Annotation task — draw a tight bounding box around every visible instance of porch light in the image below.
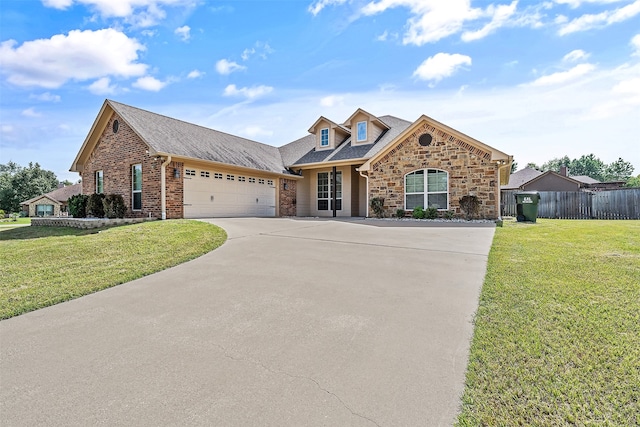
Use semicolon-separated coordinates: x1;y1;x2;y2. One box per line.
174;168;180;178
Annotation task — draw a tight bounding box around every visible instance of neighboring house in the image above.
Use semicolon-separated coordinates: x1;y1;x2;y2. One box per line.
502;166;626;192
70;100;512;220
20;183;82;217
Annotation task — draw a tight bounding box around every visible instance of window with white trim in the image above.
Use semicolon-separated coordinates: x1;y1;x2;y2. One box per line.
320;128;329;147
404;169;448;210
356;121;367;142
200;171;210;178
36;204;54;217
132;164;142;210
317;171;342;211
95;170;103;194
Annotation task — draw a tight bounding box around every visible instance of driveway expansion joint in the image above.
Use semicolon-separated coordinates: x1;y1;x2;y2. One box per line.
212;342;382;427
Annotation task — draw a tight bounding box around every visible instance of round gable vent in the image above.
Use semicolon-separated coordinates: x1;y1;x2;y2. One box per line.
418;133;432;146
113;120;119;133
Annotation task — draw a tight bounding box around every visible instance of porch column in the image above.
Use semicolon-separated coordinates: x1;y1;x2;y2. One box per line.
332;166;337;218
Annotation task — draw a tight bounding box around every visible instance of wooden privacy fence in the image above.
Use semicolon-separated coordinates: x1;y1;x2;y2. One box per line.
501;189;640;219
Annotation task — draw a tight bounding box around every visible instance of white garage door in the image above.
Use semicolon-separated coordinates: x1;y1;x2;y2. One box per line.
183;170;276;218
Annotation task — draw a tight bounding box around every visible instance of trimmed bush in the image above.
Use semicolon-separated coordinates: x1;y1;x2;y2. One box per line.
68;194;88;218
412;206;425;219
87;193;105;218
0;209;5;218
370;197;385;218
425;207;438;219
395;208;406;218
103;194;126;219
443;210;455;220
459;195;480;220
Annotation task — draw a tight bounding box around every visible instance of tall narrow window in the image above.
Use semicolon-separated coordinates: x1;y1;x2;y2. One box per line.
404;169;448;210
357;121;367;142
320;128;329;147
317;171;342;211
95;170;103;194
132;164;142;211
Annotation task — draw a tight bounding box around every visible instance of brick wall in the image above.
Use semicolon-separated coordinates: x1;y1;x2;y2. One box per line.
279;178;297;216
82;113;178;218
368;122;500;219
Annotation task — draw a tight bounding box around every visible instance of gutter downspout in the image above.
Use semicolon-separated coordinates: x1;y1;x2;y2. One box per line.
358;168;369;218
160;155;172;220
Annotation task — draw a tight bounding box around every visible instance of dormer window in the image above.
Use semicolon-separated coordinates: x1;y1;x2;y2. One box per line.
320;128;329;147
357;121;367;142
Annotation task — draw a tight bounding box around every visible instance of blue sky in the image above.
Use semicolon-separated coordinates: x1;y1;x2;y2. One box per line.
1;0;639;183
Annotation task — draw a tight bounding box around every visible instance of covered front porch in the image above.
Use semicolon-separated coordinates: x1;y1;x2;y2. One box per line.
294;163;368;217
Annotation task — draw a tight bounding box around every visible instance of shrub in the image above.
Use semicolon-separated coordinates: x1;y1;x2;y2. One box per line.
459;195;480;220
395;208;406;218
68;194;88;218
0;209;4;218
425;207;438;219
412;206;425;219
443;210;455;220
103;194;126;219
87;193;105;218
370;197;385;218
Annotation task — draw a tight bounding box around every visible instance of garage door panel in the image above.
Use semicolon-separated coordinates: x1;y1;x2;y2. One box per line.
184;173;276;218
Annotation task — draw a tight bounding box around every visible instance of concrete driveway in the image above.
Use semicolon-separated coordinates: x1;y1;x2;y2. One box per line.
0;218;495;426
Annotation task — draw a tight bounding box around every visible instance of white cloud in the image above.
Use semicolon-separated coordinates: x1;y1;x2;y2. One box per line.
413;53;472;85
174;25;190;41
528;63;596;86
241;48;255;61
376;30;389;41
461;1;518;42
132;76;168;91
320;95;345;107
558;0;640;35
0;29;147;88
241;41;274;61
554;0;628;8
215;59;246;75
187;69;204;79
242;126;274;138
21;108;42;118
29;92;61;102
632;34;640;56
88;77;117;94
223;84;273;99
563;49;590;62
41;0;199;27
308;0;348;16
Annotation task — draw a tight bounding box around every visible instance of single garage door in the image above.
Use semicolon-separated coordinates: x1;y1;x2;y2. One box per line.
183;170;276;218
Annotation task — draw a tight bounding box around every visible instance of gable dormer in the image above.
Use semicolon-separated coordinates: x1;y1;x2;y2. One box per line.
308;116;350;151
342;108;390;145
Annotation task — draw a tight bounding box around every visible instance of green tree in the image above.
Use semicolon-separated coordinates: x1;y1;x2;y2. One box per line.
541;156;571;173
525;162;539;170
625;174;640;188
568;154;606;181
510;161;518;174
604;158;634;181
0;162;58;213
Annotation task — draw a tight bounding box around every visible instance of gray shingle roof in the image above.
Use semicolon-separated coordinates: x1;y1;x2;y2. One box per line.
21;183;82;204
286;115;412;166
501;167;543;189
278;134;315;167
109;100;288;174
571;175;600;184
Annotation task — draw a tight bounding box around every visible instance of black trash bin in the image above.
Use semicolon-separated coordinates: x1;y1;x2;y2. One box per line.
515;191;540;222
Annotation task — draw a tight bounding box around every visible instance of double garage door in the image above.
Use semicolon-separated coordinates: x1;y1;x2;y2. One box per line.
183;169;276;218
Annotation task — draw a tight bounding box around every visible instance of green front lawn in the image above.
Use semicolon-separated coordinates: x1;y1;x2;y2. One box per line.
457;219;640;425
0;220;226;319
0;217;31;226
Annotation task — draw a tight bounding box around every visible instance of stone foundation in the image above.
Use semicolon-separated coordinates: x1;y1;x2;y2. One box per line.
31;217;156;229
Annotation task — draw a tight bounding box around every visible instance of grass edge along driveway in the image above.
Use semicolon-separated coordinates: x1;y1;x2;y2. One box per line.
0;220;226;320
457;219;640;426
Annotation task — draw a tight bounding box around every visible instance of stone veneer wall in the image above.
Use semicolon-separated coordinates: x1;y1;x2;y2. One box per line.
279;178;297;216
368;122;500;219
82;113;183;219
31;217;154;229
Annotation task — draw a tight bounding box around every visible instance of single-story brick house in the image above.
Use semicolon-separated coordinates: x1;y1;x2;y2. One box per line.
20;183;82;217
70;100;512;219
